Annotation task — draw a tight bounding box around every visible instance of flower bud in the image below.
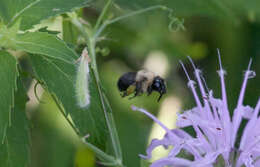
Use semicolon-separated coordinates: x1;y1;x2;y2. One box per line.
75;48;90;108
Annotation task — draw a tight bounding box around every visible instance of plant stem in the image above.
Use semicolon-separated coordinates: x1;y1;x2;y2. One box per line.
89;61;123;163
70;17;90;40
94;5;169;39
71;5;123;165
83;139;118;164
88;40;98;75
94;0;113;32
89;2;124;160
103;93;123;159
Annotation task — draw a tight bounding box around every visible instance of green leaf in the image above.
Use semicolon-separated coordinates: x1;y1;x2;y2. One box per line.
0;20;20;48
213;154;226;167
62;18;80;45
30;55;109;149
0;0;90;30
0;78;30;167
0;0;36;25
12;32;78;64
0;51;18;140
0;30;78;63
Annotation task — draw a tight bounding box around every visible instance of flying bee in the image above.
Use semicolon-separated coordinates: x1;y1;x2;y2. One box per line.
117;70;166;102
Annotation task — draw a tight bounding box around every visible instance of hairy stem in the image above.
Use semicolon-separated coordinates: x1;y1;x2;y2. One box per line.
94;5;171;39
94;0;113;32
90;61;123;164
83;139;118;164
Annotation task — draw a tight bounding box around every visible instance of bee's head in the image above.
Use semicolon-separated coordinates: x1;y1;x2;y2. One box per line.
152;76;166;102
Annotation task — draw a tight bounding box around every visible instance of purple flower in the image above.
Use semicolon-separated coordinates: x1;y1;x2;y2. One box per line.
132;50;260;167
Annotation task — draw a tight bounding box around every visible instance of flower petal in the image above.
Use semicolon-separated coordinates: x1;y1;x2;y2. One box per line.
139;138;170;159
150;157;193;167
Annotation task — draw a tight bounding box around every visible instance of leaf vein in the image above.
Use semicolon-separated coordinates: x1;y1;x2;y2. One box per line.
41;56;74;83
12;38;75;64
8;0;41;26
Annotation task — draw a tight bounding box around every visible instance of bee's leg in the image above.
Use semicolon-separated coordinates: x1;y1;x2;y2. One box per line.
147;85;153;96
128;81;142;100
121;91;128;97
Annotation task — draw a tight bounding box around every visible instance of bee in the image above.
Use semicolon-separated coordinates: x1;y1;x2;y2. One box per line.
117;70;166;102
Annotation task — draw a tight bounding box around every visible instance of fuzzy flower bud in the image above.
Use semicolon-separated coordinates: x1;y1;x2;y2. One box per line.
75;48;91;108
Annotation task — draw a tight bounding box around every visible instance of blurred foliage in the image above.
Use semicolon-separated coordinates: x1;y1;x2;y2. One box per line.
31;92;95;167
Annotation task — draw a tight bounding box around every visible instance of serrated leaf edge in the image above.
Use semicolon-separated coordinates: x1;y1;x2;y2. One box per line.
12;31;79;64
21;0;90;30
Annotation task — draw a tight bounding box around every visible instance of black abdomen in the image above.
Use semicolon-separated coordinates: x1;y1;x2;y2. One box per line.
117;72;137;91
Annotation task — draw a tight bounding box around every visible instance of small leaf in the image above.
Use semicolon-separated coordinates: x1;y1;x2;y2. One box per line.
0;0;90;30
30;55;109;149
12;32;78;63
0;78;30;167
0;51;18;140
96;47;110;57
213;154;226;167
